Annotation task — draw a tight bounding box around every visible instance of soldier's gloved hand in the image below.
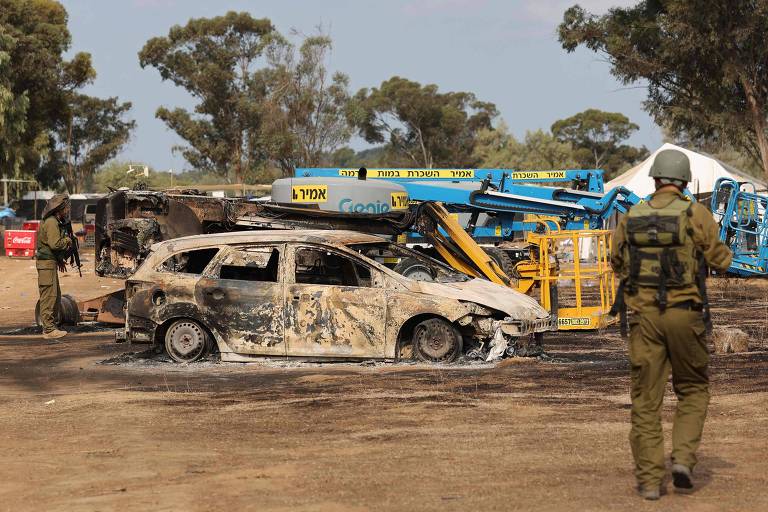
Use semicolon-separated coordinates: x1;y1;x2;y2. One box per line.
57;261;67;273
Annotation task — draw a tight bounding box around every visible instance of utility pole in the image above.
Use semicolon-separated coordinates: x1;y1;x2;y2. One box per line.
1;177;38;208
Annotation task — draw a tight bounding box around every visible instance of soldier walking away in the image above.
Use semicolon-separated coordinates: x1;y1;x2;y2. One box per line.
610;149;732;500
36;194;73;340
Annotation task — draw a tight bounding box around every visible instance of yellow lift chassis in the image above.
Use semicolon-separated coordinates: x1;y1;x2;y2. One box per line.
418;203;616;330
516;229;617;330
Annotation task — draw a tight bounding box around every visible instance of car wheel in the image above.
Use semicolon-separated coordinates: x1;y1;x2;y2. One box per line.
484;247;515;277
35;294;80;327
412;318;463;363
393;257;435;281
165;319;210;363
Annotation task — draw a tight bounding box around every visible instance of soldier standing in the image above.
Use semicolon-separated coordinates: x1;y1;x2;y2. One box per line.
36;193;73;339
611;149;732;500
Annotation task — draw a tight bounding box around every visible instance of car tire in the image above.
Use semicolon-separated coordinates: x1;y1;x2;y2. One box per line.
393;257;435;281
164;319;211;363
484;247;515;277
35;294;80;327
412;318;463;363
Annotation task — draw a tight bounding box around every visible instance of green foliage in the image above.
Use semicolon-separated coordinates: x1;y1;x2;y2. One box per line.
352;146;391;167
473;121;578;170
551;109;648;176
558;1;768;179
0;32;28;175
92;160;281;193
321;145;391;168
93;162;216;192
0;0;95;180
326;146;356;167
48;94;135;193
348;76;497;168
262;33;352;177
519;130;580;170
712;148;765;180
92;161;154;192
139;12;282;183
472;121;523;168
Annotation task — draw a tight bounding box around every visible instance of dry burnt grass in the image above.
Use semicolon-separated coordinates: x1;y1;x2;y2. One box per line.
1;278;767;511
1;277;765;409
707;276;768;394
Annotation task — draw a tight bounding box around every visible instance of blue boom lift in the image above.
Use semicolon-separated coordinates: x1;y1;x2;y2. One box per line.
711;176;768;276
294;168;641;330
294;168;639;241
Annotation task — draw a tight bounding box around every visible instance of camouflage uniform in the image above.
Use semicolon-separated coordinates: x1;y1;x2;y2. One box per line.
36;198;72;334
612;187;732;489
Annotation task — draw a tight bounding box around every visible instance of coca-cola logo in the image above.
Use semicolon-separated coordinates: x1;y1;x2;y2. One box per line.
11;236;32;245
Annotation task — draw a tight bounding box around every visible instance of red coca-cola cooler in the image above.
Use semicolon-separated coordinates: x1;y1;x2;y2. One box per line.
4;230;37;258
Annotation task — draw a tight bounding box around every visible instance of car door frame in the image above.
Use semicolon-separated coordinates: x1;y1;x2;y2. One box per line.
195;243;287;356
128;244;224;342
283;242;388;358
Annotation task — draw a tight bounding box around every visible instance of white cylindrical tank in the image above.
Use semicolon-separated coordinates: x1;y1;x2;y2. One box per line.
271;177;409;213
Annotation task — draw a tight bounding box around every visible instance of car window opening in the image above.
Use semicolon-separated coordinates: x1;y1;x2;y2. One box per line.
295;248;371;287
160;248;219;274
220;248;280;282
349;242;470;283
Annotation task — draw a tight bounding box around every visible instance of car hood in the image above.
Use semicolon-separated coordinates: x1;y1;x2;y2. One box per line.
412;278;550;320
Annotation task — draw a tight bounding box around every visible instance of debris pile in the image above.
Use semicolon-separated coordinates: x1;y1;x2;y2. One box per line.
712;327;750;354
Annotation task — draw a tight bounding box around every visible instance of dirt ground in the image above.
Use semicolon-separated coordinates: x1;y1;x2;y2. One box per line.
0;256;767;512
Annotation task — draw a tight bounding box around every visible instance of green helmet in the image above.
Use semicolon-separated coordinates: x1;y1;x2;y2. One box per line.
649;149;692;182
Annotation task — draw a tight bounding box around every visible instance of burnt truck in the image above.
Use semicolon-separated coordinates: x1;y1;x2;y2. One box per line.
95;180;415;279
85;181;422;326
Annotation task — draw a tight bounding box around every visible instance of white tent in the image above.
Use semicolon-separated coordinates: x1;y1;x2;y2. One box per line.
605;143;764;198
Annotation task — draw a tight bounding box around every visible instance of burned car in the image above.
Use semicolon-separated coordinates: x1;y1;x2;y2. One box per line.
124;230;553;363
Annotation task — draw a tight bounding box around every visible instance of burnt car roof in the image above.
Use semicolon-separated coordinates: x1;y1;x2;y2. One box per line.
151;229;385;254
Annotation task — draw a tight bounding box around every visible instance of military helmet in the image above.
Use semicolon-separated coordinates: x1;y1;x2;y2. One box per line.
42;193;70;218
649;149;692;183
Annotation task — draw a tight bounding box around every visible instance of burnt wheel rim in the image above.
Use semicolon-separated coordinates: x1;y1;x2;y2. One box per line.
166;321;206;362
403;265;434;281
414;322;458;362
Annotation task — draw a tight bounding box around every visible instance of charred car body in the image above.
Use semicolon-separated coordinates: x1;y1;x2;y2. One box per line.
125;230;552;363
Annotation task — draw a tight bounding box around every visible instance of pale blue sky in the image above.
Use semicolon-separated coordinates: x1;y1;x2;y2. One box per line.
61;0;659;172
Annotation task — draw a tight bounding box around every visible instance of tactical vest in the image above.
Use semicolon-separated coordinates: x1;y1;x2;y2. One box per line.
35;216;62;261
622;197;699;308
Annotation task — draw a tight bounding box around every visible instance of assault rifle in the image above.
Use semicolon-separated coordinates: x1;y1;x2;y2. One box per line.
609;280;629;338
697;255;712;334
62;220;83;277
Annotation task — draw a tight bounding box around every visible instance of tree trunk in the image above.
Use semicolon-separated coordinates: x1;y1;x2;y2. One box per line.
74;166;82;194
754;126;768;183
233;140;243;184
416;127;432;168
279;159;293;178
741;77;768;182
66;115;74;192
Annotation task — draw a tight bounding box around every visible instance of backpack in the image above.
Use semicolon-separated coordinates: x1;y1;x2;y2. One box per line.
621;196;699;308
